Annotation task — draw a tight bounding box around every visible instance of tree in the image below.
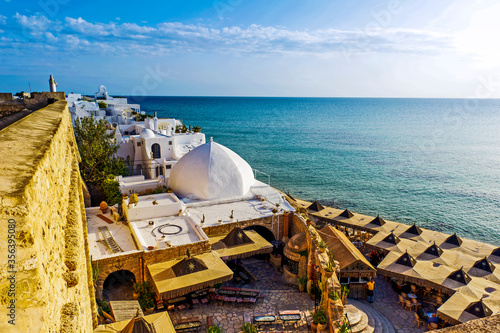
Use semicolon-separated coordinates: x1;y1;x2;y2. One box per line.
97;101;107;109
74;115;124;183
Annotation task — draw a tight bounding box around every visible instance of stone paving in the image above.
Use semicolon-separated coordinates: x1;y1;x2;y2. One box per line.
168;258;315;332
356;276;427;333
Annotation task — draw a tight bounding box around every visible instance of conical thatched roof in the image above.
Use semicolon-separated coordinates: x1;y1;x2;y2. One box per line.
447;268;471;285
465;300;493;318
220;227;254;248
424;243;443;257
445;233;463;246
171;257;208;277
339;209;354;218
405;223;423;235
369;215;386;226
395;251;416;268
308;200;325;212
382;232;400;245
472;258;495;273
120;313;153;333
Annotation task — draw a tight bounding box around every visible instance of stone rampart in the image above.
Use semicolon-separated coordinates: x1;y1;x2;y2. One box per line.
0;101;96;332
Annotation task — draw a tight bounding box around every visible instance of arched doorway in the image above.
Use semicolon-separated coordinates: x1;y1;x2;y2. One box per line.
102;270;136;301
244;225;275;243
151;143;161;158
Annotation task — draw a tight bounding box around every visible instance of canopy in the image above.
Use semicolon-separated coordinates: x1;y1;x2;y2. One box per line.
318;225;376;277
94;312;175;333
209;229;273;260
148;251;233;300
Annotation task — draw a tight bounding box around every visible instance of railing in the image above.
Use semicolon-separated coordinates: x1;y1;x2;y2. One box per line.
253;169;271;185
124;159;168;180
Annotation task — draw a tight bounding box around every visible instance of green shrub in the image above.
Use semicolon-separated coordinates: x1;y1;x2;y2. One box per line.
97;101;107;108
102;176;122;205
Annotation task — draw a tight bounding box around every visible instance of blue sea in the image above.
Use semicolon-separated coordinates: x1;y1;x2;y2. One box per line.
128;97;500;246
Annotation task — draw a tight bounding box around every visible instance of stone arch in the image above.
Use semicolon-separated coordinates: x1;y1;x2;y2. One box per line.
96;256;142;293
102;270;137;301
244;225;276;243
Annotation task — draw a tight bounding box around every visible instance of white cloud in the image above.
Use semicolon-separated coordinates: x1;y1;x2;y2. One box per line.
0;15;7;25
2;14;457;59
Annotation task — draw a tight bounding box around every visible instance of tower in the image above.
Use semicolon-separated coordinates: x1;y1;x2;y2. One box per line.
49;75;57;92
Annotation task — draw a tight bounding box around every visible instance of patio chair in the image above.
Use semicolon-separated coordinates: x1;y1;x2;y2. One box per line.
435;296;443;308
410;284;418;295
427;322;439;331
411;298;421;310
398;295;405;307
404;299;412;310
423;287;432;297
413;313;425;327
401;292;407;299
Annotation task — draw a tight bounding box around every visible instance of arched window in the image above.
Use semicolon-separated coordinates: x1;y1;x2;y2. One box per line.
151;143;161;158
136;164;142;175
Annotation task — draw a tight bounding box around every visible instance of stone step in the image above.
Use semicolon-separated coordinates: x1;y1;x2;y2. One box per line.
345;302;374;333
348;299;396;333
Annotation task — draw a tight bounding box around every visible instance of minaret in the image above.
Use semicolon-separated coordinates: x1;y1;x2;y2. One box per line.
49;75;57;92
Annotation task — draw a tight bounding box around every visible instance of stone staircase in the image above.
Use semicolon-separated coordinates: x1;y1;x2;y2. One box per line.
344;299;396;333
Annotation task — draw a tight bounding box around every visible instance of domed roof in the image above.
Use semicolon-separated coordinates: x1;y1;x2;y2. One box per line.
140;128;155;139
169;141;255;200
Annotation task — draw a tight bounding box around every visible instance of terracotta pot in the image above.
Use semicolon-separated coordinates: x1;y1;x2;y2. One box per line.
318;322;327;331
311;322;317;332
299;284;305;292
144;306;155;315
132;292;139;300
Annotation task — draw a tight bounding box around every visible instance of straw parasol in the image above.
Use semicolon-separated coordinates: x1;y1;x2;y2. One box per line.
308;200;325;212
147;251;233;300
209;229;273;260
94;312;175;333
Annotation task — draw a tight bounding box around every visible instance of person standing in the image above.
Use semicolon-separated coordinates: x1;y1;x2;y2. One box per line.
366;278;376;303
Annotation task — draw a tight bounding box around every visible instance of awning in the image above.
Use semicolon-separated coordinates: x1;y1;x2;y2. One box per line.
94;312;175;333
209;229;273;260
148;251;233;300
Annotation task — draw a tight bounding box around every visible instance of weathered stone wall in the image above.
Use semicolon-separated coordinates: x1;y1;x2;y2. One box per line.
0;101;96;332
0;92;66;116
202;214;284;240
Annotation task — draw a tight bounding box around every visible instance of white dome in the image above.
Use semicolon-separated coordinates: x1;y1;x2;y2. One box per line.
140;128;155;139
169;141;255;200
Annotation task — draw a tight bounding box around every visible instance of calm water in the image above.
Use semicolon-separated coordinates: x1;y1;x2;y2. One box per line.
128;96;500;246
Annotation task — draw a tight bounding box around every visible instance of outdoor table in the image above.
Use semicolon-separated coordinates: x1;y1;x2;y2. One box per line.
240;289;259;297
201;298;209;304
177;304;186;311
167;296;187;304
191;299;199;305
243;297;257;303
279;310;301;327
407;293;417;299
174;317;201;332
253;314;276;327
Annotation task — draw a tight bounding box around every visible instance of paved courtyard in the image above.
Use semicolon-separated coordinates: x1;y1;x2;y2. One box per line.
168;258;315;332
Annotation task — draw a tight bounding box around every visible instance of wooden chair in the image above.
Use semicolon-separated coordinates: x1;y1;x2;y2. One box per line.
423;287;432;297
411;298;421;310
401;292;407;299
427;322;439;331
413;313;425;327
398;295;405;307
410;284;418;294
404;299;412;310
435;296;443;308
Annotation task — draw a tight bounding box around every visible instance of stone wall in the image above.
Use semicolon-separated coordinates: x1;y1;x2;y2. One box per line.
0;101;96;332
0;92;66;116
202;214;284;240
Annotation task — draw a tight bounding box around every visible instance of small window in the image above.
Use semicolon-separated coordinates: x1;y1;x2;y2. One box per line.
137;142;142;147
165;165;172;169
168;141;172;146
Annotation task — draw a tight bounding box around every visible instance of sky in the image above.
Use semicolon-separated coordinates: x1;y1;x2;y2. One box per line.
1;0;500;97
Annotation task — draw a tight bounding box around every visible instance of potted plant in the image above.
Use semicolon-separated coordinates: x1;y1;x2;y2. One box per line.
298;276;307;292
207;324;222;333
312;308;328;330
241;322;256;333
318;240;327;253
337;320;350;333
135;281;156;314
341;285;350;305
324;261;335;278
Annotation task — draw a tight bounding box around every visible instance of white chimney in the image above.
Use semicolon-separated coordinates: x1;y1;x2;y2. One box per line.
49;75;57;92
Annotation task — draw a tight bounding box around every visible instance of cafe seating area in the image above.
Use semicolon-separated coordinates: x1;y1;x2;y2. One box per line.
390;278;450;330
